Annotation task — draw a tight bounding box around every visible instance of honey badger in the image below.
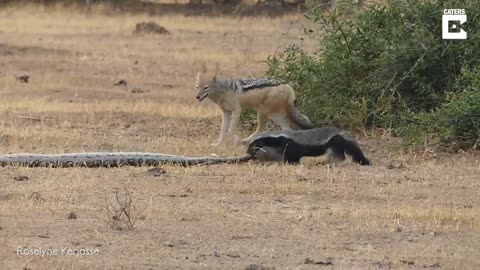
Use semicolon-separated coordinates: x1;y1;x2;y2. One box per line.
247;127;371;165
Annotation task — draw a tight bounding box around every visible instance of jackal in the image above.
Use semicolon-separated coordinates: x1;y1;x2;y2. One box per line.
195;72;314;145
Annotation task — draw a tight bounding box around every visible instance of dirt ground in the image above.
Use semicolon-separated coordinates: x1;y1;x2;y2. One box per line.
0;6;479;270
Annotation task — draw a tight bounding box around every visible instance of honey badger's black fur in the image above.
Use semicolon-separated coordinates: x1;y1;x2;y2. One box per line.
247;128;371;165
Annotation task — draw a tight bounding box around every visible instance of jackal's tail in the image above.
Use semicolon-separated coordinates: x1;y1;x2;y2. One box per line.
286;86;314;129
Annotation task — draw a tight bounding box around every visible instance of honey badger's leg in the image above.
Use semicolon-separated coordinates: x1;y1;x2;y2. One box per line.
281;140;303;164
325;148;346;164
325;136;347;164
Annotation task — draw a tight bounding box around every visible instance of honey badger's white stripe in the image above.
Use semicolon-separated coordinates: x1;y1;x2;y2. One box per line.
251;128;352;146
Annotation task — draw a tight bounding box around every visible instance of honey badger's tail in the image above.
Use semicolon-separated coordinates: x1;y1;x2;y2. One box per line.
328;135;371;166
285;85;314;129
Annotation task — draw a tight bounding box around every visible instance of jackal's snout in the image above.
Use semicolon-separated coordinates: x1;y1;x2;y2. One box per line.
196;92;209;102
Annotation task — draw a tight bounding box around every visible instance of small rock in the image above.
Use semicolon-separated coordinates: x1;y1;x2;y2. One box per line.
162;84;175;88
133;22;169;35
16;75;29;83
387;161;406;169
164;240;188;248
147;167;166;177
29;192;44;202
130;88;148;94
226;252;240;258
114;80;127;86
0;192;14;201
400;259;415;265
304;257;333;265
231;235;252;240
245;264;275;270
67;212;77;220
164;241;175;247
177;240;189;245
183;187;193;193
14;175;29;181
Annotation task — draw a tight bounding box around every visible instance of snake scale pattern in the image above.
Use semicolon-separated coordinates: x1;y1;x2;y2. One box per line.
0;152;253;167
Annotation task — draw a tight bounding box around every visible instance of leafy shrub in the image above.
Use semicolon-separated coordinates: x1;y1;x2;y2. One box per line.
266;0;480;149
398;67;480;150
436;66;480;149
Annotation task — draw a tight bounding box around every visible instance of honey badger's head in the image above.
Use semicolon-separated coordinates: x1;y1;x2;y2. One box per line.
246;136;292;161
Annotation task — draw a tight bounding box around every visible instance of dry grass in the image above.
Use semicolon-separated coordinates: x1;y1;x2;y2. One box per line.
0;6;479;270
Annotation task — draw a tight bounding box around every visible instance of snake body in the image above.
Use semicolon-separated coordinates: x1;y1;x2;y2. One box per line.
0;152;252;167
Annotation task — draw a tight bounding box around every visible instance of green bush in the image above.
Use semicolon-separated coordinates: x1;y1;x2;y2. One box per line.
266;0;480;149
398;67;480;150
437;67;480;149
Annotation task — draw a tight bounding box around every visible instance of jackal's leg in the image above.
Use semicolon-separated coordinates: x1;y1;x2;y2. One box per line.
241;112;267;144
269;113;292;130
213;110;232;146
227;109;242;145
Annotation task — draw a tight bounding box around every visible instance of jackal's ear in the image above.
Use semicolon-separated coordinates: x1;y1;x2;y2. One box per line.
195;72;202;85
199;62;207;73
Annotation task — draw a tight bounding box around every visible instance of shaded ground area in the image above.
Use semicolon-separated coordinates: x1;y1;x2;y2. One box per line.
0;8;479;270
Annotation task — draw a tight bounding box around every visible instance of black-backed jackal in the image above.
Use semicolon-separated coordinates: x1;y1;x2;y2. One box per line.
195;72;314;145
